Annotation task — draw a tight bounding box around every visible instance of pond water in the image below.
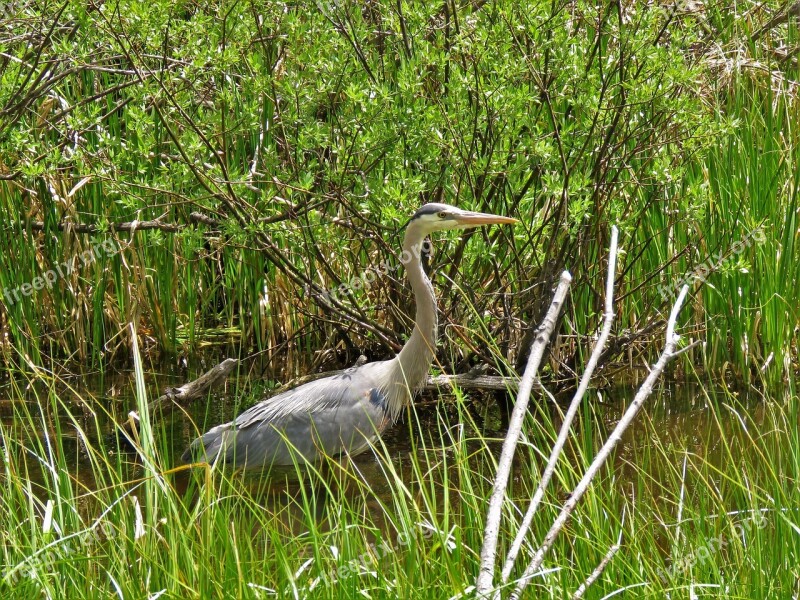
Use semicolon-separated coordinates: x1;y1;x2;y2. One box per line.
0;353;774;519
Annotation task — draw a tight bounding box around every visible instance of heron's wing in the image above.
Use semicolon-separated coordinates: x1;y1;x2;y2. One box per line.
228;389;390;467
184;363;393;468
232;372;360;428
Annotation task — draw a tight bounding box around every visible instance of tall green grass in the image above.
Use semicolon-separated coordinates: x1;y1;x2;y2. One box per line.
1;349;798;598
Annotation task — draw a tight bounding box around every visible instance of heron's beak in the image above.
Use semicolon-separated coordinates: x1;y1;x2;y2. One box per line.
453;211;519;226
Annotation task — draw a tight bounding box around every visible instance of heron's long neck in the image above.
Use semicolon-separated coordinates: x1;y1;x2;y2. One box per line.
395;226;438;393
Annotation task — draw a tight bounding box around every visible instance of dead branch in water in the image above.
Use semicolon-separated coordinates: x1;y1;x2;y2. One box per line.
509;284;688;600
476;227;691;600
123;358;238;435
477;270;574;597
501;226;619;583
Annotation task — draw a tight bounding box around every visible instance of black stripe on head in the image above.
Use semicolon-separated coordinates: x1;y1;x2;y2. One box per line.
411;203;451;221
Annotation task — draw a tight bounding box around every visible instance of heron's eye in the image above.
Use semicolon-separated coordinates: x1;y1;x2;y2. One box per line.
438;212;448;219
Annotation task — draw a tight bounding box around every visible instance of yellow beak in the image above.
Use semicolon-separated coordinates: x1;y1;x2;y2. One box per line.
453;211;519;226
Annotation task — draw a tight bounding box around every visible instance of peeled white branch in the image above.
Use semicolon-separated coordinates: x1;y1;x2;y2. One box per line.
502;226;619;582
570;506;626;600
476;271;573;598
510;284;689;600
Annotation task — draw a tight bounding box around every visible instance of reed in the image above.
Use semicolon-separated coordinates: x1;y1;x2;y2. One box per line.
1;342;798;598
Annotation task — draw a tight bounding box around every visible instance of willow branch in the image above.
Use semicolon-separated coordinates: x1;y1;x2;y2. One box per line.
476;270;573;598
510;285;690;600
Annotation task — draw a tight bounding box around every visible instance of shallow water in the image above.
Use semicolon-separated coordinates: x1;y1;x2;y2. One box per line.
0;355;775;516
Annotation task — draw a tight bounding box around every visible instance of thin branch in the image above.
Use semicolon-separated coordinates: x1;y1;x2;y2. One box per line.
18;219;181;234
751;1;800;41
571;506;625;599
570;543;621;599
502;226;619;582
510;285;689;600
476;271;573;598
10;206;225;233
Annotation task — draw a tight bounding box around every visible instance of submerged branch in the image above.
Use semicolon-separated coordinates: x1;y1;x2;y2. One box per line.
123;358;239;434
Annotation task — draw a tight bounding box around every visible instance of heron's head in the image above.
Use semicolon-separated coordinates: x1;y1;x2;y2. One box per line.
409;203;518;235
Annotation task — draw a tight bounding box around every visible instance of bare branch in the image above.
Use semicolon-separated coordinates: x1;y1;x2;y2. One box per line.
122;358;239;436
424;372;527;392
510;285;689;600
571;506;625;600
476;270;573;598
570;542;621;600
502;226;619;582
12;212;220;234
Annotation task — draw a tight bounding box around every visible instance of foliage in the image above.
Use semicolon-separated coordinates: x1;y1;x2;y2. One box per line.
0;1;797;380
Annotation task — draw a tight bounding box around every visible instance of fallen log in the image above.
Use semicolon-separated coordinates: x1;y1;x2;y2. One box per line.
123;356;519;441
424;373;522;392
123;358;239;435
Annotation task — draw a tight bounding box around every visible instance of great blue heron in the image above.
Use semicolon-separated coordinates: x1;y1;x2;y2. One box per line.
183;203;517;469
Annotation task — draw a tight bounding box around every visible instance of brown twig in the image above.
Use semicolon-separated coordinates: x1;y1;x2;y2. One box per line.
11;212;219;234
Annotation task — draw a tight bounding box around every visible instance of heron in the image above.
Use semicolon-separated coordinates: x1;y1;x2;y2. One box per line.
183;203;517;469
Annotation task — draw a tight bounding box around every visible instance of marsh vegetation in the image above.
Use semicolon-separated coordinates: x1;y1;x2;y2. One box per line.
1;0;799;597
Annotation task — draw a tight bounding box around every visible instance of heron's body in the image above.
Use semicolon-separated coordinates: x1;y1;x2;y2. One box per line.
183;203;515;469
184;359;415;468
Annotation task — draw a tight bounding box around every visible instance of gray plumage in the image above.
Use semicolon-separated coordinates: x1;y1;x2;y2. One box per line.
182;203;516;469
